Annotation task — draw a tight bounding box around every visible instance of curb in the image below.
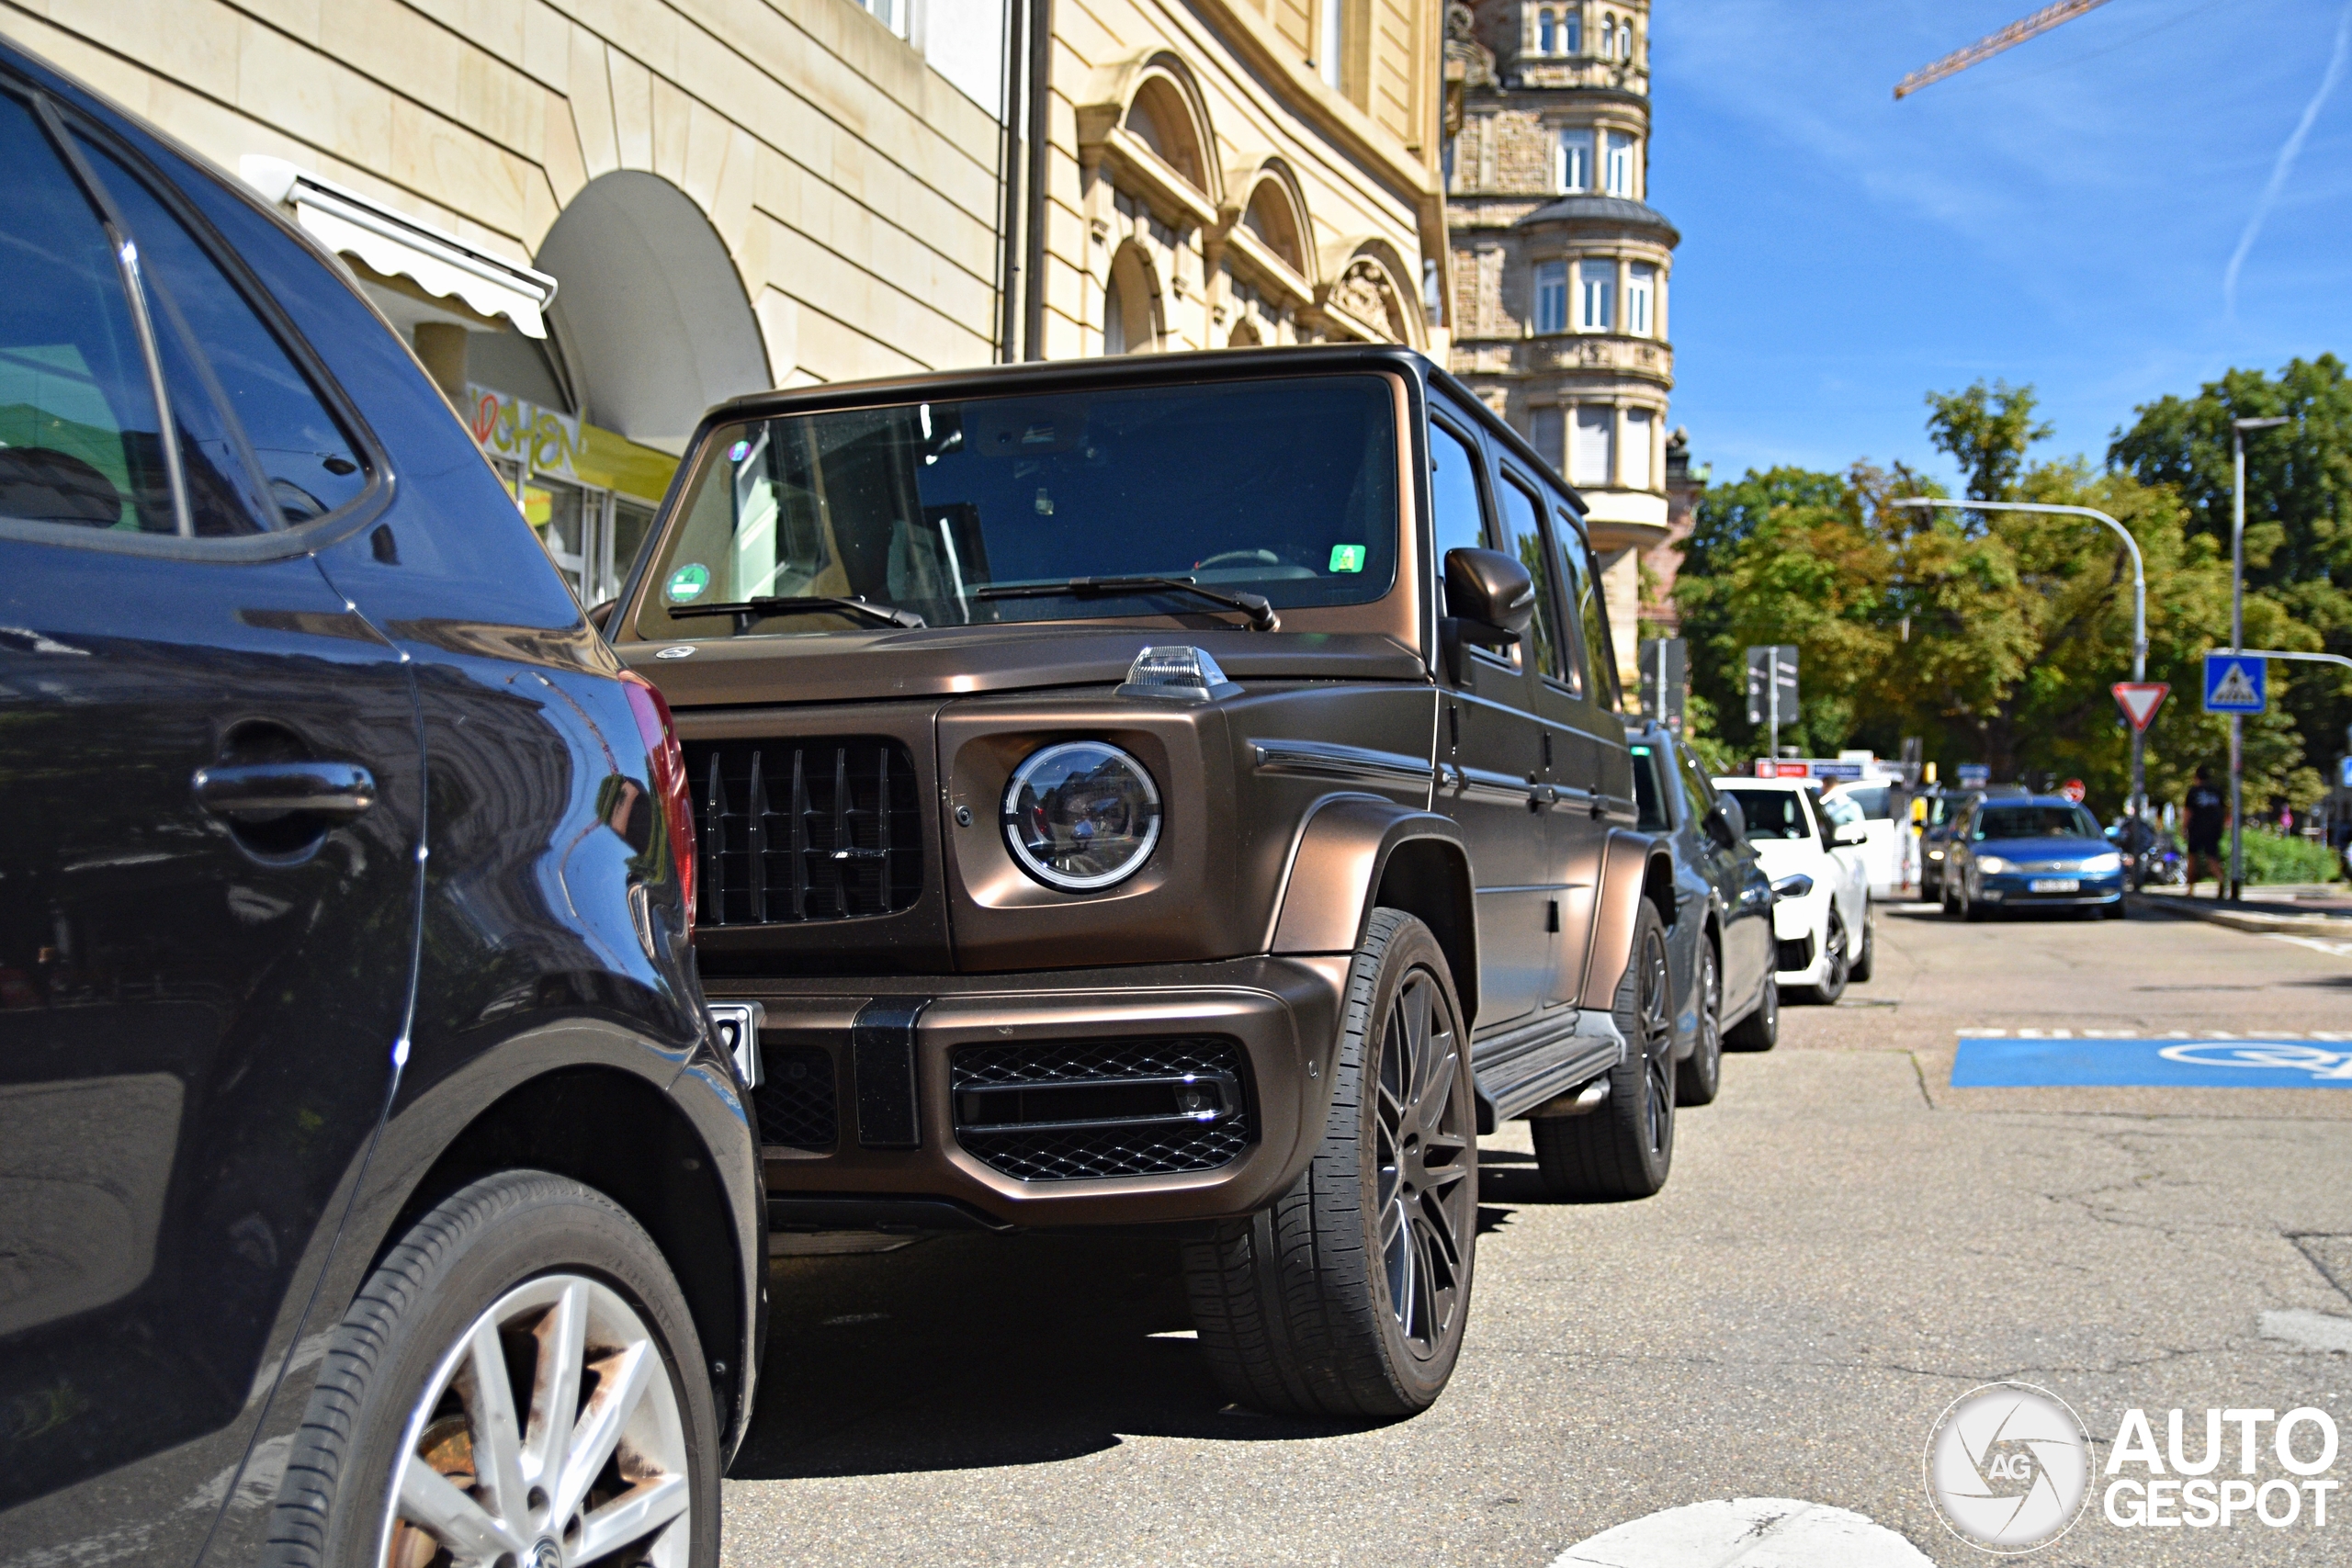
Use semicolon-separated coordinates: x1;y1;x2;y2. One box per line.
2126;893;2352;934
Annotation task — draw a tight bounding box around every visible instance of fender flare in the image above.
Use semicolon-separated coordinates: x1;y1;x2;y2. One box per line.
1581;829;1678;1014
1268;793;1480;1025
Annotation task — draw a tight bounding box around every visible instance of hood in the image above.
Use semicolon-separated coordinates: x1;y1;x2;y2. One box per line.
616;624;1426;707
1746;838;1819;873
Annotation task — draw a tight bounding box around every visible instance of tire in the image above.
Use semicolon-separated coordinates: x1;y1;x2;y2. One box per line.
1182;908;1476;1417
1675;939;1723;1107
263;1172;718;1568
1804;912;1849;1004
1941;877;1962;919
1724;973;1778;1053
1848;906;1874;984
1532;898;1674;1201
2105;900;2129;920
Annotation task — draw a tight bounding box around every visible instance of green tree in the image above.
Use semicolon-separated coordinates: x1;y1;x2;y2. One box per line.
2109;356;2352;794
1926;379;2053;502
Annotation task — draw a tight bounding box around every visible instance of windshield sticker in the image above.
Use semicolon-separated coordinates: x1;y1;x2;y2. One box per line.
666;563;711;604
1329;544;1366;573
728;439;751;462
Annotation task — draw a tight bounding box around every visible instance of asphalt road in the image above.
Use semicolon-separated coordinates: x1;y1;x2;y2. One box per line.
720;903;2352;1566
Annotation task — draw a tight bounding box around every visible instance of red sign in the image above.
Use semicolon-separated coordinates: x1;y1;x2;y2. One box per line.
2111;682;2168;733
2060;778;2086;803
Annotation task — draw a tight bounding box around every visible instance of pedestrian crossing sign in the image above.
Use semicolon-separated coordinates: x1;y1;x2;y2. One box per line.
2202;653;2267;714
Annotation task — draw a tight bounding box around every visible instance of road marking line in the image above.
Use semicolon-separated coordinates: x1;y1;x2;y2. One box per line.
1551;1498;1933;1567
2270;932;2352;959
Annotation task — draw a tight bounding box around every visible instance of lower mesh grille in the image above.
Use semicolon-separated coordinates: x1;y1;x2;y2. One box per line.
950;1037;1252;1182
1777;934;1816;972
754;1044;838;1152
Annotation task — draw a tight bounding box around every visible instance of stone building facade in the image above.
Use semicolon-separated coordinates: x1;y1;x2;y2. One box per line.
1023;0;1448;363
1443;0;1676;687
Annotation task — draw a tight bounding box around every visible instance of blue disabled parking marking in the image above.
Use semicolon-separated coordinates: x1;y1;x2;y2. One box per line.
1953;1033;2352;1088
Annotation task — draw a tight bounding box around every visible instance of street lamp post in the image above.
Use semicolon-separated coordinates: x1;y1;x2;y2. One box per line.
1893;498;2148;828
2229;416;2290;901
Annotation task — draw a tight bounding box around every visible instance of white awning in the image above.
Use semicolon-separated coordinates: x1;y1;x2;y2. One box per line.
239;156;558;338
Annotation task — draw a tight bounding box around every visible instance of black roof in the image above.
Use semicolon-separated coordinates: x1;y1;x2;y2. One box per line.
1517;195;1680;245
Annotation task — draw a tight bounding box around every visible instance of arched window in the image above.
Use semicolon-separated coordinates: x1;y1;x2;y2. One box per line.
1620;21;1633;61
1566;11;1582;52
1123;78;1204;191
1539;8;1555;53
1600;13;1615;58
1103;243;1156;355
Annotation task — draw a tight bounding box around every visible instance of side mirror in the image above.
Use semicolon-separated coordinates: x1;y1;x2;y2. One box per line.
1703;805;1739;851
586;598;619;637
1833;821;1869;848
1771;873;1815;900
1714;795;1747;842
1439;547;1534;682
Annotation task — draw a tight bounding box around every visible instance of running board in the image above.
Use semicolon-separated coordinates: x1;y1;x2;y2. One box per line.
1470;1007;1625;1133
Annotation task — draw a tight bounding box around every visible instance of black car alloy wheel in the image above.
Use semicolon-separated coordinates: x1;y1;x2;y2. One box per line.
1375;964;1476;1360
1676;939;1723;1106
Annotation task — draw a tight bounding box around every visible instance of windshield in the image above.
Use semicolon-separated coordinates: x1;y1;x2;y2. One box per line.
632;376;1398;638
1723;788;1812;840
1974;805;2101;840
1836;786;1893;820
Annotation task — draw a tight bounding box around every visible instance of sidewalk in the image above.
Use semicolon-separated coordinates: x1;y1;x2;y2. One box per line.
2130;882;2352;932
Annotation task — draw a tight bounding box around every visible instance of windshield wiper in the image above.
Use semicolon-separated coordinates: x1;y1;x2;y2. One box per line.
971;575;1279;631
667;595;926;631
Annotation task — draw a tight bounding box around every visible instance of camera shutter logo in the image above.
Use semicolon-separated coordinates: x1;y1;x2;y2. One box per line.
1924;1382;2092;1551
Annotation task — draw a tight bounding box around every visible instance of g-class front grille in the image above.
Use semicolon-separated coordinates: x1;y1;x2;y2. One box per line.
685;738;923;927
753;1043;838;1153
950;1037;1253;1182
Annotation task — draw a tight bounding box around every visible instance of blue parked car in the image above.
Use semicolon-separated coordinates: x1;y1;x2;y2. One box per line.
1940;795;2127;920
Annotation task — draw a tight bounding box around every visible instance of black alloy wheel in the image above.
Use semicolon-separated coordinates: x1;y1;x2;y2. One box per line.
1532;899;1675;1200
1676;939;1723;1106
1182;908;1476;1416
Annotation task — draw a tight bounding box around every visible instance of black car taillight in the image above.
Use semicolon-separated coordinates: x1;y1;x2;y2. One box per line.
620;671;695;939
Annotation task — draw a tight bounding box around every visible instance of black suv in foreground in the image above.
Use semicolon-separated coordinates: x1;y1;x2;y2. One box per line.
0;42;760;1568
619;345;1678;1417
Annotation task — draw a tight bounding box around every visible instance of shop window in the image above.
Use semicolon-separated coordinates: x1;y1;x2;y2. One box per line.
1533;261;1567;334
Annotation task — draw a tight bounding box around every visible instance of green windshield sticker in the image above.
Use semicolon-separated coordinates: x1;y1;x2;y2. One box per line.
1329;544;1366;573
666;563;711;604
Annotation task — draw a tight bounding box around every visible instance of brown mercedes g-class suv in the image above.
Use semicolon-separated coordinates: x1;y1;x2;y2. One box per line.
617;345;1676;1417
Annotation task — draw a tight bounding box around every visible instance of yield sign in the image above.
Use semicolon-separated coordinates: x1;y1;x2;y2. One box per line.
2111;682;2168;732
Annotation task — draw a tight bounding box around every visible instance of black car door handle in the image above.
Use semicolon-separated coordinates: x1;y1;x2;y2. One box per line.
194;761;377;818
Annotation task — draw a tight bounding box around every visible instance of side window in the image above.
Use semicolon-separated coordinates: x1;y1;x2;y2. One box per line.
0;92;175;534
1428;417;1488;616
1675;745;1715;821
1629;745;1669;830
72;132;367;528
1494;471;1566;681
1555;508;1621;709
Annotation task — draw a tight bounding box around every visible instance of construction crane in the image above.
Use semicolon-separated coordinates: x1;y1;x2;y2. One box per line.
1894;0;2117;98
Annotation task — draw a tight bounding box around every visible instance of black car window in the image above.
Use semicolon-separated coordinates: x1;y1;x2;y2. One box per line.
1428;418;1488;616
1556;509;1619;710
1495;470;1566;681
1975;804;2101;840
0;92;175;534
1628;743;1670;830
1675;744;1716;821
72;133;366;528
1723;787;1813;840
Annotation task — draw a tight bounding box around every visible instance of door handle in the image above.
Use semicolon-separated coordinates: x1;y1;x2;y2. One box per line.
194;761;377;818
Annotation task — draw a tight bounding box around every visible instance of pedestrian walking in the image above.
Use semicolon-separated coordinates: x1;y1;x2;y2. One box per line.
2183;766;2227;897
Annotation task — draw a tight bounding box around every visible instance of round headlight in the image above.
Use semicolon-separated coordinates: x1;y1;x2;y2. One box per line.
1001;740;1161;891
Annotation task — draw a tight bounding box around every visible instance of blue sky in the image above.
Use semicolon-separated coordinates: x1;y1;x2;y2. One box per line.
1651;0;2352;488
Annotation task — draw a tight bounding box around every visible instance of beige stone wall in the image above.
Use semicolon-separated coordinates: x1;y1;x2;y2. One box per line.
1035;0;1445;363
0;0;1007;387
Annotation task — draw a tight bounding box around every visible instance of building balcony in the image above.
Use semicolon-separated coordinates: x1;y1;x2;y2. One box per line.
1449;333;1673;384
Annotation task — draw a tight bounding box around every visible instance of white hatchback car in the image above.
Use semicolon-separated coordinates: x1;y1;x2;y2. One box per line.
1713;778;1872;1003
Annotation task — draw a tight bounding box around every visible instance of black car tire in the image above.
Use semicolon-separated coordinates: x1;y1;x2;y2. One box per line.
2105;900;2129;920
1805;912;1849;1004
1676;938;1723;1106
1532;899;1674;1201
1724;973;1778;1053
1182;908;1476;1417
1848;908;1874;984
262;1171;719;1568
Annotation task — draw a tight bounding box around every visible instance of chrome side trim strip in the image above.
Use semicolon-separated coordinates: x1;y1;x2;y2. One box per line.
1251;739;1437;787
